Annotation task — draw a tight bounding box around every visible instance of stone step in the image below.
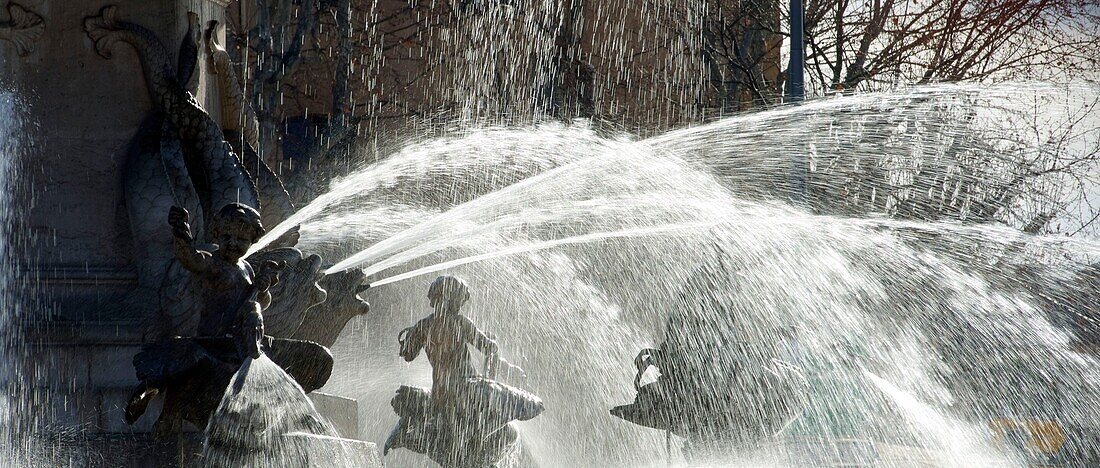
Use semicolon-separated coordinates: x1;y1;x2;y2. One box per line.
275;433;383;468
20;431;383;468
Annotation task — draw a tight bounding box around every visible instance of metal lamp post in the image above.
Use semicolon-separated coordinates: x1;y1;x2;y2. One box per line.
788;0;805;103
788;0;807;203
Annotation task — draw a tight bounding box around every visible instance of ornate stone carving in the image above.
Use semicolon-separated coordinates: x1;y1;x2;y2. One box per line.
80;5;372;436
85;6;261;221
83;5;367;350
207;22;260;152
206;20;295;230
0;3;43;57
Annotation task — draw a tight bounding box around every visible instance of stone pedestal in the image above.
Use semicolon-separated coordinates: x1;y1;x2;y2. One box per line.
309;392;360;439
3;0;232;440
25;432;384;468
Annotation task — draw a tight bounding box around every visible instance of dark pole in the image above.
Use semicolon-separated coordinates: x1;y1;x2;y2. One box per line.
787;0;807;203
788;0;805;102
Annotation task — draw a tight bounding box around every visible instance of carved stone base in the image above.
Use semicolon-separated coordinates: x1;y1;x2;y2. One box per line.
277;433;384;468
19;431;382;468
19;431;203;468
309;392;360;439
20;340;367;463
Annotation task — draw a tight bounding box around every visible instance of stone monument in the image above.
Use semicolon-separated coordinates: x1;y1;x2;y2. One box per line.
0;1;376;465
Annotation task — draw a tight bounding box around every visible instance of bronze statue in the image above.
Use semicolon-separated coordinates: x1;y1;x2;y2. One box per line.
384;275;543;468
84;6;371;352
169;204;271;357
611;339;808;458
77;5;375;437
124;205;333;435
611;255;808;459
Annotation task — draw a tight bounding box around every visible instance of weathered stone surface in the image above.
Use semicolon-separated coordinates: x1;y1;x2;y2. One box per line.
4;4;368;462
26;430;380;468
87;344;143;387
44;389;102;429
309;391;360;439
25;343;92;388
3;0;228;288
4;0;233;441
27;431;203;467
278;433;384;468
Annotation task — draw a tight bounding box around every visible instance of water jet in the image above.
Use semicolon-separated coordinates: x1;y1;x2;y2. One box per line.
1;1;1099;467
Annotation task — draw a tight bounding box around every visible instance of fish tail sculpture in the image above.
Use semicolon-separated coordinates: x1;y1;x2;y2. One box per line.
86;6;368;347
85;6;259;226
207;21;296;229
177;12;201;95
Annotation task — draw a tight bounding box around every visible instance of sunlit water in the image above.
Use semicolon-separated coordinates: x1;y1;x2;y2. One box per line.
6;79;1099;467
247;83;1100;467
202;355;373;467
0;89;17;462
0;90;43;466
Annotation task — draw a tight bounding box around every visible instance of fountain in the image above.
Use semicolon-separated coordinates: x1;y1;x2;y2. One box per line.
302;84;1100;467
1;2;378;466
1;0;1098;467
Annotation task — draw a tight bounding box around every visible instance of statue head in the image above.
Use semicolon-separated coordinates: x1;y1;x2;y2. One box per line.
427;275;469;313
211;203;264;262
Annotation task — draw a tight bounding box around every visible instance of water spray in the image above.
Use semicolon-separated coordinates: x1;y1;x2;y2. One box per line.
364;221;721;288
323;153;614;274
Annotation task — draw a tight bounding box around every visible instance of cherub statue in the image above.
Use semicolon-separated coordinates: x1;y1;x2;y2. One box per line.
168;203;274;357
384;275;543;468
124;204;333;435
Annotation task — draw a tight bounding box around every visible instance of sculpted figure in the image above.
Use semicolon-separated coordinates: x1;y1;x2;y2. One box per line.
611;337;807;458
610;262;807;459
384;276;543;468
206;21;294;228
611;290;809;458
85;6;369;350
124;205;333;435
81;5;373;443
169;204;271;356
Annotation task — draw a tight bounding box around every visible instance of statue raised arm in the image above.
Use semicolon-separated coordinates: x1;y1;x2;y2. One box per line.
385;275;543;467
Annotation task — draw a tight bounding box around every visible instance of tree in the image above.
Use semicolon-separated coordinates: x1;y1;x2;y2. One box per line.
630;0;1100;113
801;87;1100;235
802;0;1100;92
221;0;1100;229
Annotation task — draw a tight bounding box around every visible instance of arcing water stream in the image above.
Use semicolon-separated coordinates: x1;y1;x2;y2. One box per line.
243;83;1100;466
4;80;1099;467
